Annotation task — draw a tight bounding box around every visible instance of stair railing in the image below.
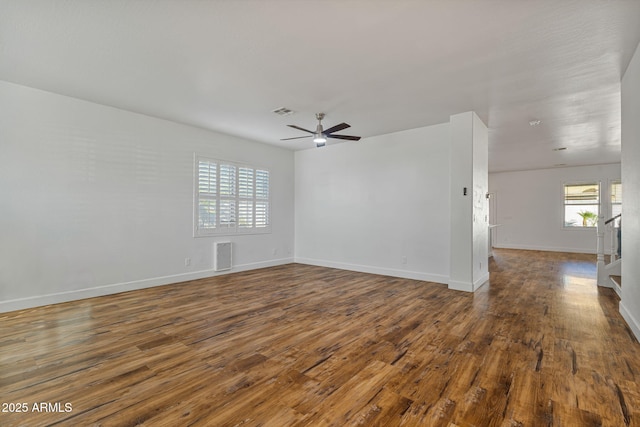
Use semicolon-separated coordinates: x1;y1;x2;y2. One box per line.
605;213;621;262
597;213;621;288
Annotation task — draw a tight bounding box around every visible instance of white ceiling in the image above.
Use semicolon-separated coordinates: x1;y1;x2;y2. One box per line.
2;0;640;172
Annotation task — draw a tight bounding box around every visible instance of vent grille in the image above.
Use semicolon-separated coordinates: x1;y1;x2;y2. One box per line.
272;107;295;116
214;242;232;271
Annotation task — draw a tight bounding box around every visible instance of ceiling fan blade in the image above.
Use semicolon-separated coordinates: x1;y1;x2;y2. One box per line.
287;124;315;134
280;135;312;141
327;134;361;141
323;122;350;135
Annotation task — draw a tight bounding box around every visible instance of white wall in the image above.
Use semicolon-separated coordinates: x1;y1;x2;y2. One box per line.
294;124;450;283
0;81;295;312
472;113;489;287
448;112;489;292
620;40;640;340
489;164;621;253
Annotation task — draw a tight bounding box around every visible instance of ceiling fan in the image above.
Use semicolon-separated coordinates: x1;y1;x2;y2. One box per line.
281;113;361;147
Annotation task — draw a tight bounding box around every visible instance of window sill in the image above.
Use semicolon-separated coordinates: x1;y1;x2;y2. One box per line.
194;227;272;238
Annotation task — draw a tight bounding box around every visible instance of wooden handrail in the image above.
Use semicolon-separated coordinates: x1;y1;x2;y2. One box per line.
605;213;622;225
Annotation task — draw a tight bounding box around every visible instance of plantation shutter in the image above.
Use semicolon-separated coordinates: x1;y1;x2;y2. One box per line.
195;156;270;236
238;167;254;228
219;164;237;229
197;160;217;231
255;170;270;228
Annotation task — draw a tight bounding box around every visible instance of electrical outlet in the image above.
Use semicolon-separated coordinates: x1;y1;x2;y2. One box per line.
185;258;191;266
402;256;407;265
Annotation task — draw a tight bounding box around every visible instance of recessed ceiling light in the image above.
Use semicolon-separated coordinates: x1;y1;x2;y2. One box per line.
272;107;295;116
552;147;567;151
529;120;542;127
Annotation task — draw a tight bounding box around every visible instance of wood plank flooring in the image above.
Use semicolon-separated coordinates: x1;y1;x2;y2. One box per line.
1;249;639;426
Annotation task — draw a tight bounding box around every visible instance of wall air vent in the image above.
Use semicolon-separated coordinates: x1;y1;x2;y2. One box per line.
214;242;232;272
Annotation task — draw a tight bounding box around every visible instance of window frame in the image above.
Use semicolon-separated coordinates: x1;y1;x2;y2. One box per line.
194;155;271;237
562;181;600;229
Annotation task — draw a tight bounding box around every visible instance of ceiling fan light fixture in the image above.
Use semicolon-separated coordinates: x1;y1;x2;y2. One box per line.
314;134;326;147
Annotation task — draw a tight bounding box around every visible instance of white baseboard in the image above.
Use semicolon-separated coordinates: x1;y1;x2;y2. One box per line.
493;243;596;254
294;257;448;284
475;272;490;290
447;280;472;292
448;272;489;293
234;257;294;272
619;302;640;343
0;257;293;313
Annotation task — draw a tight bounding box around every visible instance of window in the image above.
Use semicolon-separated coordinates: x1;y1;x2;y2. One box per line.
563;183;599;228
610;180;622;221
195;156;270;236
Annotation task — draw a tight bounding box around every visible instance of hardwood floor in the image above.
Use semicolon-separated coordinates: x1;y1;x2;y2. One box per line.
1;249;639;426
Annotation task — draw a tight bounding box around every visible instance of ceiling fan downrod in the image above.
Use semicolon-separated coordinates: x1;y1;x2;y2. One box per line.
314;113;327;145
